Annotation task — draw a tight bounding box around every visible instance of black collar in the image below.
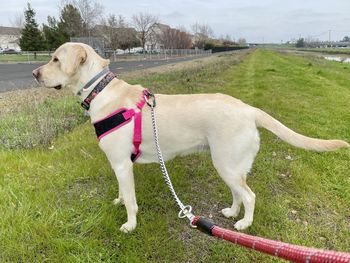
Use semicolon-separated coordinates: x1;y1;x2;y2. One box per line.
81;71;116;110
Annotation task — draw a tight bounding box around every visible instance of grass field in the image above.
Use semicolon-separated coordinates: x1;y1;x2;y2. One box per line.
0;49;349;262
0;54;51;62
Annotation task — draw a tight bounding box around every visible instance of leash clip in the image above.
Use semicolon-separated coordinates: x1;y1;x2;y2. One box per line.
178;205;197;228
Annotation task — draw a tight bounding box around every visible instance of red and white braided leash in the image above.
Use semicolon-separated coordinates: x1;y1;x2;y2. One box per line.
192;216;350;263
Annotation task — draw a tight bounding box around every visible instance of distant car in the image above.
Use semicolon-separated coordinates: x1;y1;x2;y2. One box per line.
2;49;20;55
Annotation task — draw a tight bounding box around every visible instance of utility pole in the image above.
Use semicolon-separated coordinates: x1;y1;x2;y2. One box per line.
328;30;331;42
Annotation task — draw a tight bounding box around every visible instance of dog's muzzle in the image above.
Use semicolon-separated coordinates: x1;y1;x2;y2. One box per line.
32;67;41;85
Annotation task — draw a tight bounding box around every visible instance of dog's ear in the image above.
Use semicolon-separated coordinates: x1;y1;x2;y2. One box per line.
62;45;87;76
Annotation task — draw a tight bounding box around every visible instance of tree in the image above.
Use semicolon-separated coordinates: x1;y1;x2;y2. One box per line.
98;14;126;49
177;30;192;49
160;27;192;49
296;38;305;48
73;0;104;36
19;3;45;51
238;38;247;46
9;12;24;28
42;16;69;50
59;4;84;37
97;14;140;51
342;36;350;42
132;13;158;53
191;23;213;49
118;28;140;51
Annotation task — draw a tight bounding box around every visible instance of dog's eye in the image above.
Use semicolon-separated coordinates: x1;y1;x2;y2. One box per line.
53;57;59;62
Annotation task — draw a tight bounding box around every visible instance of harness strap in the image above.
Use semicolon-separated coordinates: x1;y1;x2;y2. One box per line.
93;90;151;162
94;108;133;140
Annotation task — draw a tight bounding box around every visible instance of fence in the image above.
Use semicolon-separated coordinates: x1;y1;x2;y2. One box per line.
103;49;212;62
1;48;212;63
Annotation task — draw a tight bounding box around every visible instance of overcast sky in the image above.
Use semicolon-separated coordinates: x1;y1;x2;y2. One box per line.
0;0;349;43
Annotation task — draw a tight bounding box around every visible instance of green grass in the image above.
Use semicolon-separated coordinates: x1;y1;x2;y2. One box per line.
0;54;50;62
0;50;349;262
0;96;87;149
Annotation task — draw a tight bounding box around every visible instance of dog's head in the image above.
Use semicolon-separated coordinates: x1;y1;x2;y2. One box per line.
32;43;109;92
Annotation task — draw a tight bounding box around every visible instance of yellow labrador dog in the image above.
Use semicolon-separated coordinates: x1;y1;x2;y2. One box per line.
32;43;349;233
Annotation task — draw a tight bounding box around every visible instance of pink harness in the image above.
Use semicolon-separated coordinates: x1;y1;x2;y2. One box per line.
93;90;149;162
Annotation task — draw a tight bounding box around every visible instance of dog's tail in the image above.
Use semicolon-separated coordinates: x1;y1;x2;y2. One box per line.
254;108;349;151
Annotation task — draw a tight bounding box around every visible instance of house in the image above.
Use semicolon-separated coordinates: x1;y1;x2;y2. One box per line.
70;37;105;53
0;26;21;50
145;23;171;51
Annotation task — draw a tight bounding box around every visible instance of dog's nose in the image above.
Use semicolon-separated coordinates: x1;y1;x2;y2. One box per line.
32;67;41;79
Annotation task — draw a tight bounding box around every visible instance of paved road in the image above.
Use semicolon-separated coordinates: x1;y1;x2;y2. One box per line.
0;56;208;93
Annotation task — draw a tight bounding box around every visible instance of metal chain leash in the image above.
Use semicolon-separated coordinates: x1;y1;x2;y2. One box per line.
145;93;195;224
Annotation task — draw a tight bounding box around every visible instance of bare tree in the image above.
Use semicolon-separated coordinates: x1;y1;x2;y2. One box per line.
9;12;24;28
98;14;126;49
237;38;247;46
159;27;176;49
160;27;192;49
176;26;193;49
220;34;236;46
118;27;140;52
177;30;192;49
97;14;140;51
73;0;104;36
191;22;213;49
132;13;158;53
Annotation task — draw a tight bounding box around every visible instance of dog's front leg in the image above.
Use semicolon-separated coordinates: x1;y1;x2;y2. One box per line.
112;160;138;233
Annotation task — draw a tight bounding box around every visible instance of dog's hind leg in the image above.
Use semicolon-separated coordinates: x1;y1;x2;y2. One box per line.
209;127;259;230
221;189;242;218
224;174;256;230
214;161;256;230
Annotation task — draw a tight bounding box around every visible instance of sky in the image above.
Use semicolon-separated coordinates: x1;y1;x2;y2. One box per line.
0;0;350;43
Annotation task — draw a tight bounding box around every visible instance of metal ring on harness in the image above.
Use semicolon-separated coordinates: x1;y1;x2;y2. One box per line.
144;92;156;107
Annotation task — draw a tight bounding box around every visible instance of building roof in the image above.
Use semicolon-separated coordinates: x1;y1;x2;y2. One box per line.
154;23;171;31
0;26;21;36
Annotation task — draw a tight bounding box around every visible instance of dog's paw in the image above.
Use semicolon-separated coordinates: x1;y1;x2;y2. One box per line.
234;219;252;230
120;221;136;233
221;207;240;218
113;197;124;206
